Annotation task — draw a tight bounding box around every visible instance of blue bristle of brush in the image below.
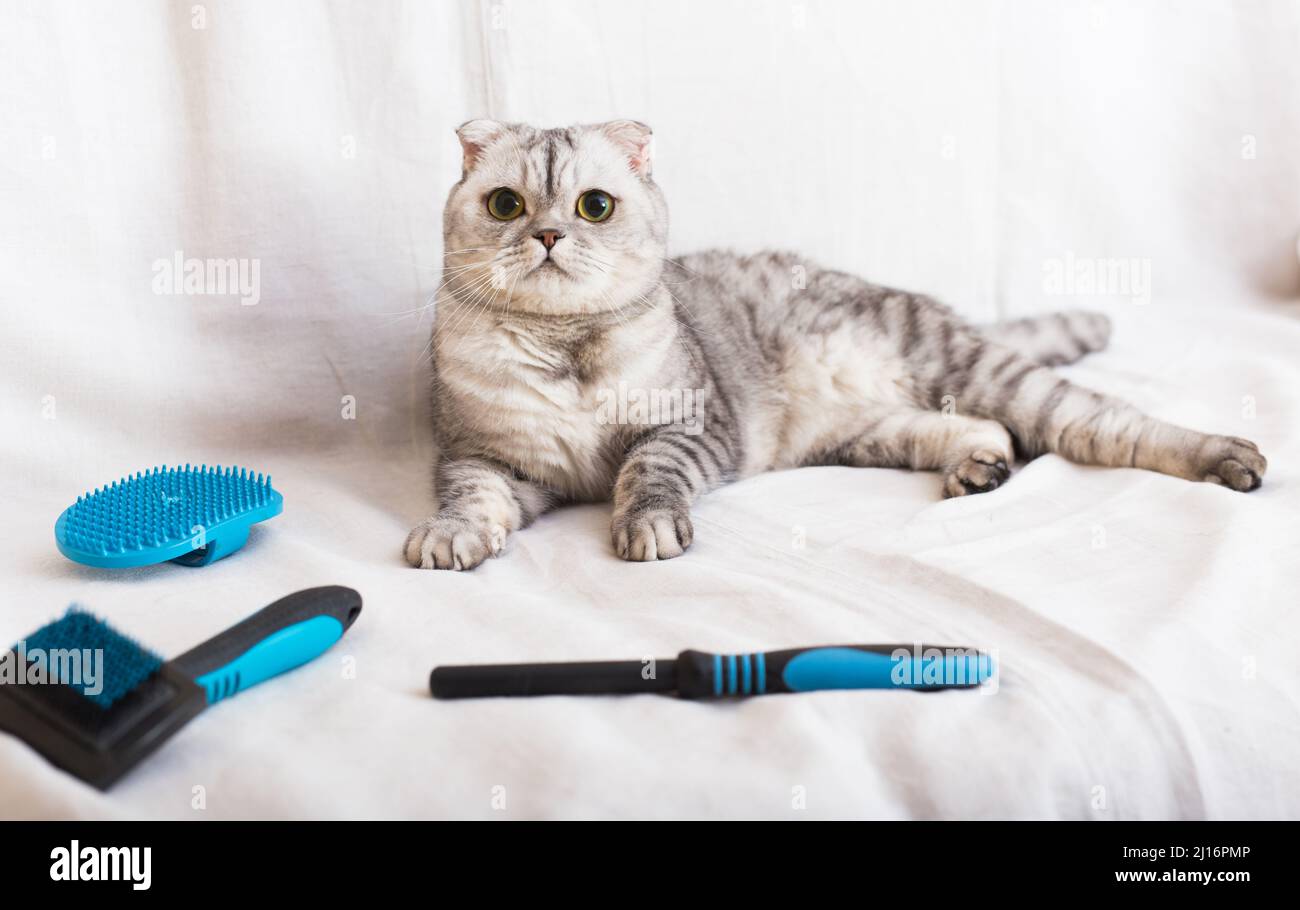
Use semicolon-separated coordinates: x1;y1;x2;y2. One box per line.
17;608;164;709
57;464;274;557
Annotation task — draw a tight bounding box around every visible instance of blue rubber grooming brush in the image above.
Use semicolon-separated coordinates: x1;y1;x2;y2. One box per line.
54;464;283;568
0;587;362;789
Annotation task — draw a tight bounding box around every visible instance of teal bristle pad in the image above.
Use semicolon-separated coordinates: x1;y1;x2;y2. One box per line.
18;609;163;709
54;464;283;568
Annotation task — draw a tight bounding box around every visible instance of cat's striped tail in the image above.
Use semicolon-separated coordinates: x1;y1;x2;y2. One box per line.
980;310;1111;366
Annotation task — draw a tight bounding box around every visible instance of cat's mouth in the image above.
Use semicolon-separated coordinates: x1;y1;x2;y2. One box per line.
532;259;571;278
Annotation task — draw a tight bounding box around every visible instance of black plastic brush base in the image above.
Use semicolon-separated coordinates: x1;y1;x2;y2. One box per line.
0;659;206;791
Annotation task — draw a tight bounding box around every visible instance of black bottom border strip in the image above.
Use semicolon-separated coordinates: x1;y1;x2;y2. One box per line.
0;819;1288;894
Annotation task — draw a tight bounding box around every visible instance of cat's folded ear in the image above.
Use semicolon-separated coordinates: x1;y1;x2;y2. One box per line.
456;119;505;173
598;120;654;178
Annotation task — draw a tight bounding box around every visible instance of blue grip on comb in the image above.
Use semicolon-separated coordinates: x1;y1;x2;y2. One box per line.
54;464;283;568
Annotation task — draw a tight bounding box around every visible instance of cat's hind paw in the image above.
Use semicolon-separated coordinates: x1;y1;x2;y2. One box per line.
405;515;507;570
611;506;694;561
1202;436;1266;492
943;450;1011;498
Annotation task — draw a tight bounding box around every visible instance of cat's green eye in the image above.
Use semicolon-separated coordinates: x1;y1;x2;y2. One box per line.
487;187;525;221
576;190;614;223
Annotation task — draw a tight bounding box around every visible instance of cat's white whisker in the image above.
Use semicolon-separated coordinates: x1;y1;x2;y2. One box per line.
432;266;517;354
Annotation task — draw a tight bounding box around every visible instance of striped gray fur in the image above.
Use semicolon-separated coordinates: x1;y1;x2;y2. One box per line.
406;120;1266;569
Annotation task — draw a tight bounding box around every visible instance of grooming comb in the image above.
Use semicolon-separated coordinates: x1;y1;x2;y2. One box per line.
431;644;996;699
54;464;283;567
0;586;362;789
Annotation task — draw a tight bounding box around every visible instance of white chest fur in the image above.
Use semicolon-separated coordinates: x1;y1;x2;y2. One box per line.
434;306;675;500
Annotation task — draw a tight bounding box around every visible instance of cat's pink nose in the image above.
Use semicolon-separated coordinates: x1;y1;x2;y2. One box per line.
533;229;564;251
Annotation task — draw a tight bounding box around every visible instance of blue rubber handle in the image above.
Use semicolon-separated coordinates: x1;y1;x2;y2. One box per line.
782;646;993;691
171;586;362;704
675;644;995;697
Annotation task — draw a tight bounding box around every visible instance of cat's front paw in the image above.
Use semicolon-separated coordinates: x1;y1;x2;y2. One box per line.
405;515;507;570
611;504;694;562
1202;436;1267;492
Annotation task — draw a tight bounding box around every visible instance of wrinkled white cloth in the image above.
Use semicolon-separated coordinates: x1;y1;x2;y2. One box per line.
1;0;1297;819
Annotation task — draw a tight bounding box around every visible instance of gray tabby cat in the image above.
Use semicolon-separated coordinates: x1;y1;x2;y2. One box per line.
405;119;1266;569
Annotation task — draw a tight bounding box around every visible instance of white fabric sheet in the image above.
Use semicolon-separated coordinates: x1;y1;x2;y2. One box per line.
1;0;1298;818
